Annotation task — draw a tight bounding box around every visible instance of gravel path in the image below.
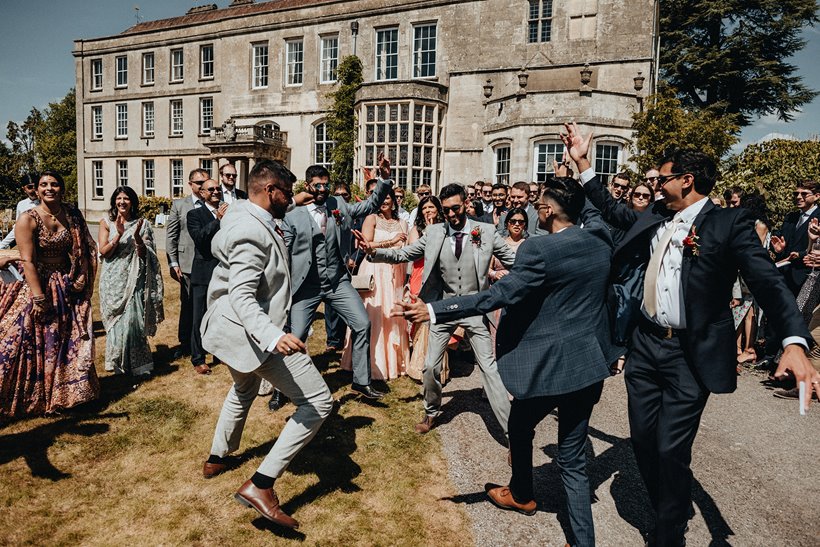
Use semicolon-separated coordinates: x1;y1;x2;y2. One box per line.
436;360;820;546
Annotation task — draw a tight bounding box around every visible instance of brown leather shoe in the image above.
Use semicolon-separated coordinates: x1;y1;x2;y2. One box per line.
234;479;299;529
414;414;435;434
203;461;227;479
194;364;212;375
485;483;536;516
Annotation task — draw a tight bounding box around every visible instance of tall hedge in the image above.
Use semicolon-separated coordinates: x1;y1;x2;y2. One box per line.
327;56;363;186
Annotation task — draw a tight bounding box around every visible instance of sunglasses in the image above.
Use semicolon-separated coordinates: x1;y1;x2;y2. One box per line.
222;173;237;178
312;183;329;190
612;182;629;191
335;193;350;200
417;191;431;197
632;192;651;200
793;191;814;198
645;176;659;182
202;187;222;193
508;219;527;225
441;204;464;214
657;173;686;187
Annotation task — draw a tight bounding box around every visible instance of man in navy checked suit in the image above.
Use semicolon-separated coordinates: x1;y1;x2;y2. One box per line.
398;173;620;547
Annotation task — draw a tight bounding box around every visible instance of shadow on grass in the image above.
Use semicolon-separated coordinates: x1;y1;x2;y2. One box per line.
251;518;306;541
0;412;128;480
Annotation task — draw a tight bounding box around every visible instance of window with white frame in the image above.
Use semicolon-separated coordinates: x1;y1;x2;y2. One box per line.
413;24;437;78
200;44;214;79
595;143;622;184
314;122;335;168
92;160;104;198
361;101;441;191
116;104;128;138
143;159;155;196
252;43;269;88
142;102;154;137
532;141;566;182
171;48;184;82
376;28;399;80
142;52;155;84
116;55;128;87
286;39;304;85
117;160;128;186
91;59;103;90
170;100;183;136
200;97;213;134
171;159;184;197
200;158;214;178
494;145;511;185
91;106;103;140
528;0;553;43
320;36;339;83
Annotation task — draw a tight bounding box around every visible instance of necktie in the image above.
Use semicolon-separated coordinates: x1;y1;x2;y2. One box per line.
454;232;465;259
643;218;680;318
274;224;285;239
797;213;809;229
315;206;327;235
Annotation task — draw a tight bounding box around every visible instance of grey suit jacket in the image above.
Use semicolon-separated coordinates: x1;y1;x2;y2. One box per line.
283;178;392;295
431;202;618;398
370;220;516;303
497;204;546;237
200;200;292;373
166;196;198;274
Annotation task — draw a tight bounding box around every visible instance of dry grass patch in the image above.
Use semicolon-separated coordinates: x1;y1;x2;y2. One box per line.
0;259;472;546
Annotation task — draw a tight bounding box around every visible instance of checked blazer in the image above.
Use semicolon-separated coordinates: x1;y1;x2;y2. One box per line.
584;174;811;393
430;202;620;399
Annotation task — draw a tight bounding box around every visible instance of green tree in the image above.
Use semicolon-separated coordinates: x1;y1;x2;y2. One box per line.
661;0;818;126
631;87;739;173
34;89;78;203
327;56;363;186
0;141;20;208
6;108;40;176
720;138;820;225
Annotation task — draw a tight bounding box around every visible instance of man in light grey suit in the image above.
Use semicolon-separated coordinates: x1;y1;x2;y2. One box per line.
201;160;333;530
281;159;393;400
357;183;516;436
166;168;208;367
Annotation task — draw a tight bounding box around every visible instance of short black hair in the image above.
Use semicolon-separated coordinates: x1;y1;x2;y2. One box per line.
20;173;38;187
439;183;466;202
504;206;529;231
39;170;65;188
659;149;718;196
492;183;508;193
797;180;819;193
334;182;351;195
249;160;294;193
542;176;585;223
365;179;378;191
108;186;141;221
305;164;330;183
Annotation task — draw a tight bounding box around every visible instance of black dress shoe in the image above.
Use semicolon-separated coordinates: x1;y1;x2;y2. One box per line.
173;347;190;360
352;383;385;399
268;389;288;411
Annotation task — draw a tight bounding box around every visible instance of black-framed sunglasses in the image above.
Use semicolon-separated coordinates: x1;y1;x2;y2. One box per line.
202;187;222;193
632;192;651;200
612;182;629;191
508;218;527;225
657;173;687;187
441;204;464;214
312;183;329;190
645;176;659;183
793;191;814;198
417;191;431;198
222;173;237;179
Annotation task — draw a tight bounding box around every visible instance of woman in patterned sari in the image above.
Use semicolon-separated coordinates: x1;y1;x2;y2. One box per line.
0;171;99;418
98;186;164;377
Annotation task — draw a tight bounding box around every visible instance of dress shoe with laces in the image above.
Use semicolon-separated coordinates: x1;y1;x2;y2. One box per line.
203;461;227;479
351;383;384;399
194;363;212;375
268;389;288;411
234;479;299;529
414;414;435;434
485;483;536;516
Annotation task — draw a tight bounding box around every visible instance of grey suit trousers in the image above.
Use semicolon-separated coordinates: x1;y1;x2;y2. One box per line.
424;315;510;434
210;352;333;478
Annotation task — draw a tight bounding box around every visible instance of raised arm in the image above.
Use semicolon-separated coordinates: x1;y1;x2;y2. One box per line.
346;154;394;219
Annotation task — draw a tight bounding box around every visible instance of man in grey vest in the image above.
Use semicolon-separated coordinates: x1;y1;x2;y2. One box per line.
356;183;516;437
281;158;393;400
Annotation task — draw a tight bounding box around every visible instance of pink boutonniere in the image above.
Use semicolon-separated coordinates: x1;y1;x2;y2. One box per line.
331;209;343;222
470;226;482;246
682;225;700;256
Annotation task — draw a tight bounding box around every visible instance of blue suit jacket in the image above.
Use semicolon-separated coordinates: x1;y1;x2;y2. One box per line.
431;202;618;399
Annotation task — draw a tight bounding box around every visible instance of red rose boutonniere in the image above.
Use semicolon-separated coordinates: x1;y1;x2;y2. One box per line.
470;226;482;246
331;209;343;223
682;225;700;257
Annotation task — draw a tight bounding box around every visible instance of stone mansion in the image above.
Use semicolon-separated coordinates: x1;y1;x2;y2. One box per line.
73;0;657;221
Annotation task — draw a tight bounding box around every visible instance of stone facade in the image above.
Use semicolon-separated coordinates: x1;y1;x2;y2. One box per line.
74;0;657;221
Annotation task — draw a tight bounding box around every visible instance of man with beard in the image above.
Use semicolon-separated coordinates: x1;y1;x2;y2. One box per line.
201;160;333;530
355;183;516;437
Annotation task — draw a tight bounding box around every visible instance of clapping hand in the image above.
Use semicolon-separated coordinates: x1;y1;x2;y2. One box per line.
391;296;430;322
552;150;572;178
216;202;229;219
560;122;594;168
133;219;146;257
770;235;786;254
377;152;391;180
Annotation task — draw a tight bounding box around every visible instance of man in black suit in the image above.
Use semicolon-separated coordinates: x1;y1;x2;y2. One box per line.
397;175;620;547
218;162;248;204
187;178;226;375
771;180;820;295
564;122;820;546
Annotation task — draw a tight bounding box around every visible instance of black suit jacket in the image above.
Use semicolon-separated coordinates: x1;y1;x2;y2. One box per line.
431;201;619;398
584;175;811;394
777;207;820;293
186;205;221;286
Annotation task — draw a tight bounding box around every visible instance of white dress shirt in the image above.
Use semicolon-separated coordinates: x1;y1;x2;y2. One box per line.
796;205;817;229
306;203;328;234
0;197;39;249
221;184;239;204
427;220;475;323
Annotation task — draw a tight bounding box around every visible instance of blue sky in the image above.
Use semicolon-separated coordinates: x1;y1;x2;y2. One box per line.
0;0;817;152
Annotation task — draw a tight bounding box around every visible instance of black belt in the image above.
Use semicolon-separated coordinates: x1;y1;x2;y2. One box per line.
638;315;686;339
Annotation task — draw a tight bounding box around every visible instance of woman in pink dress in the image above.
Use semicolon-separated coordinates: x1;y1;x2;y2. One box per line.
342;190;409;380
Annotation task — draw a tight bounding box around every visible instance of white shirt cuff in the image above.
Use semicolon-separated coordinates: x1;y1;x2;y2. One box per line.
579;168;596;185
427;303;437;325
782;336;809;352
266;333;286;354
169;261;179;269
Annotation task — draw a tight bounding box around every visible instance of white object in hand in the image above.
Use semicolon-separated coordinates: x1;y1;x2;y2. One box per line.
798;381;807;416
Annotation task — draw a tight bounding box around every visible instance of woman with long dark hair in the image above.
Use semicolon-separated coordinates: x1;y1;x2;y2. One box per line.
98;186;164;377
